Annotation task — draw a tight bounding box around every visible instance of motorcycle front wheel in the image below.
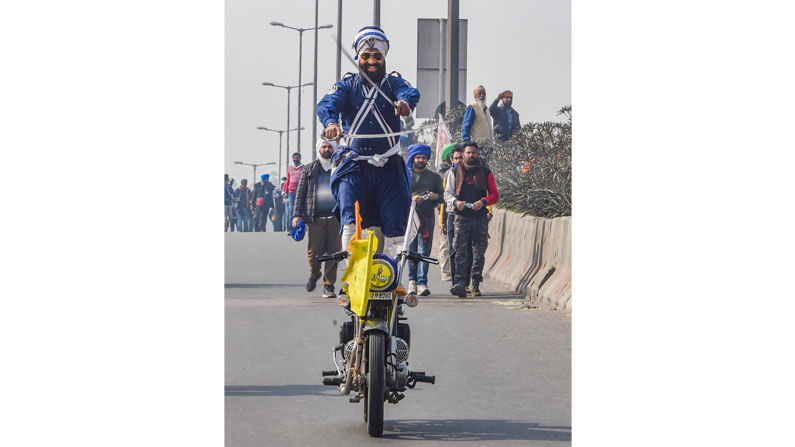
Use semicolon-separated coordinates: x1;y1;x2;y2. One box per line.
366;331;385;437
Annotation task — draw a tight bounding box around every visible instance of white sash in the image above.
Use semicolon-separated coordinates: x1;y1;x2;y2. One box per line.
352;142;402;167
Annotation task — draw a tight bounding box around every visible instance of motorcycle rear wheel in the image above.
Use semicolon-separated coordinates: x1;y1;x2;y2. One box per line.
366;331;385;437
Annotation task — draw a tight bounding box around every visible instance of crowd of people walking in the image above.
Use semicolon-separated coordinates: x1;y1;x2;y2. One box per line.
225;142;502;299
225;173;291;233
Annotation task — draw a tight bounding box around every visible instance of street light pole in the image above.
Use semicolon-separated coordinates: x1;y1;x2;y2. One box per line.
336;0;343;81
445;0;460;111
262;81;312;160
298;29;304;157
257;126;304;180
310;13;335;162
270;21;333;162
234;160;276;185
312;0;319;158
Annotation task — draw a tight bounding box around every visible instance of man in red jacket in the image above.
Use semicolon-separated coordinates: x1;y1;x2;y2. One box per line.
283;152;304;236
443;142;499;297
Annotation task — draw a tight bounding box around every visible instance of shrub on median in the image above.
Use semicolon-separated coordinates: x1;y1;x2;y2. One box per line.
419;105;572;218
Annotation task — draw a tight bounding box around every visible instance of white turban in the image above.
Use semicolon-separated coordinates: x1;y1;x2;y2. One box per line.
353;26;389;60
316;138;337;171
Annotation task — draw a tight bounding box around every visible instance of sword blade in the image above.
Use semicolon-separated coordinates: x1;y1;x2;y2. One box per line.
320;128;416;141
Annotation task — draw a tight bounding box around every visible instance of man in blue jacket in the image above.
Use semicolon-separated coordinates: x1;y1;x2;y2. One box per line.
317;25;420;252
489;90;520;141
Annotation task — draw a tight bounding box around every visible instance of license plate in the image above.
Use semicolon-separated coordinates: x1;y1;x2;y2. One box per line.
369;291;393;300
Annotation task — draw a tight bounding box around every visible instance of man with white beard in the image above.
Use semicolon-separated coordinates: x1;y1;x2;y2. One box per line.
461;85;494;147
292;139;342;298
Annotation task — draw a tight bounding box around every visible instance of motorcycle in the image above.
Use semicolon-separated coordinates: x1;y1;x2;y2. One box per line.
318;202;437;437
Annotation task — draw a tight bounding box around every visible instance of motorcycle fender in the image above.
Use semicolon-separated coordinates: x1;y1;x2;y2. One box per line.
362;320;389;335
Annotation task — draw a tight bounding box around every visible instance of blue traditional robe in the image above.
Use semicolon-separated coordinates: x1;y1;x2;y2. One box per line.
316;73;420;237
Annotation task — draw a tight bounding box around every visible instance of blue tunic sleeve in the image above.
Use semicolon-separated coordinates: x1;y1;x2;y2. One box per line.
391;76;420;110
317;78;352;128
461;105;475;142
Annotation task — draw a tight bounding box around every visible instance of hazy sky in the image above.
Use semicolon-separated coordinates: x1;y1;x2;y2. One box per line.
225;0;571;182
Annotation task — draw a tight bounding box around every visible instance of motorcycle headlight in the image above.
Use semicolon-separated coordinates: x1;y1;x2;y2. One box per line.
337;293;350;307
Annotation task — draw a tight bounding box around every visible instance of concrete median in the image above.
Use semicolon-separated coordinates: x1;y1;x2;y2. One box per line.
484;209;571;310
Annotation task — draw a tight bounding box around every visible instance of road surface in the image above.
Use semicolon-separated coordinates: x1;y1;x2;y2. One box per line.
225;232;571;446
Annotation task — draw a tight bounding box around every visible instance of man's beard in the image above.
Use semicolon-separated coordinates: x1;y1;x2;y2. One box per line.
475;98;486;108
317;149;333;171
359;62;386;83
413;160;427;170
463;156;480;169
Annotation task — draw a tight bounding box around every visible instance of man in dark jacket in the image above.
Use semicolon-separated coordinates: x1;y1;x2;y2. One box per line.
225;174;236;232
253;174;275;232
489;90;520;141
444;142;499;297
406;144;444;296
271;186;286;232
440;144;471;288
292;139;342;298
235;179;253;232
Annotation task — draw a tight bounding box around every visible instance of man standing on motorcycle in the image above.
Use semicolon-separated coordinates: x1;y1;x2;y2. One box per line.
317;25;420;253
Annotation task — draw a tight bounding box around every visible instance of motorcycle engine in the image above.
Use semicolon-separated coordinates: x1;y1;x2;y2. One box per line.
394;337;409;363
343;339;356;360
387;336;411;389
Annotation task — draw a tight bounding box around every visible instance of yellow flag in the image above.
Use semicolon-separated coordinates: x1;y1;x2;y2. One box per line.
341;230;378;316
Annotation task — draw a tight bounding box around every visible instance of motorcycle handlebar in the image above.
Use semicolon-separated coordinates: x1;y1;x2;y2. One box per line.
316;251;349;262
402;251;439;265
316;250;437;265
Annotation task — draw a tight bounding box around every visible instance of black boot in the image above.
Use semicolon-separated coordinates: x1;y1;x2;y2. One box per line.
450;283;467;298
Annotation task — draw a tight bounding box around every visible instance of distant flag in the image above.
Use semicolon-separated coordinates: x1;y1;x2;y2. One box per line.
435;113;451;167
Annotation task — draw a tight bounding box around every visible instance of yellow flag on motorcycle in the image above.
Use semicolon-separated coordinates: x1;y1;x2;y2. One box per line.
341;230;378;316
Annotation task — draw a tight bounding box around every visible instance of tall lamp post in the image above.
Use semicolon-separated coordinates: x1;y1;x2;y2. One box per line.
270;21;333;159
336;0;343;81
312;4;334;161
257;126;304;180
261;81;312;160
234;160;276;185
